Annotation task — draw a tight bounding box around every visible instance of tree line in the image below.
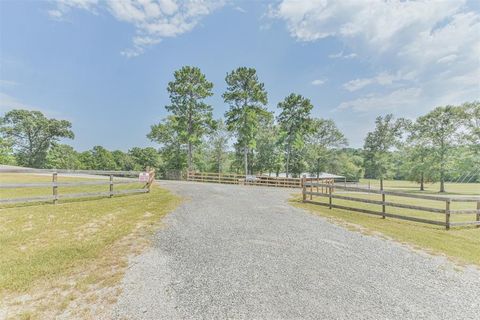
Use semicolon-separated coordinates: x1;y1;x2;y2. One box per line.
0;66;478;192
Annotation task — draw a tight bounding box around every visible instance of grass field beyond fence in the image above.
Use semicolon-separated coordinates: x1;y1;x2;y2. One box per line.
294;179;480;266
0;173;179;319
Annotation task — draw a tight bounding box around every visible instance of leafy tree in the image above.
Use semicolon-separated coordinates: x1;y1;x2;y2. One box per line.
254;123;283;176
277;93;314;177
363;114;407;180
90;145;117;170
414;105;463;192
459;102;480;178
0;136;16;165
401;145;438;190
128;147;161;171
0;109;74;168
206;119;231;173
404;120;439;190
45;143;81;169
306;118;347;177
112;150;135;171
165;66;215;171
223;67;270;175
148;116;187;173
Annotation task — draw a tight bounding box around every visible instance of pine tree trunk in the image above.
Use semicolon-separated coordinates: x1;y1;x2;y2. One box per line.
244;145;248;176
286;149;290;178
188;142;192;172
420;172;424;191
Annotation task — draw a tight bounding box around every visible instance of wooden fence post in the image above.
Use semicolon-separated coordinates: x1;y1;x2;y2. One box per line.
52;172;58;204
302;175;306;202
380;178;386;219
310;179;313;200
476;201;480;228
329;184;332;209
445;200;451;230
109;175;114;197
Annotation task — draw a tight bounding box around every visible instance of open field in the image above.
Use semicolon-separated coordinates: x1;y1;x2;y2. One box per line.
0;173;180;319
294;180;480;266
359;179;480;195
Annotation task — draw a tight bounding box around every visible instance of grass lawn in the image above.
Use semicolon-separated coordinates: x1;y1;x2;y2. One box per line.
359;179;480;195
0;173;180;319
293;180;480;267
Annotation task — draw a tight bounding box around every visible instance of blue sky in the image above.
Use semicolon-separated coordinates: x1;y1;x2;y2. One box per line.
1;0;479;151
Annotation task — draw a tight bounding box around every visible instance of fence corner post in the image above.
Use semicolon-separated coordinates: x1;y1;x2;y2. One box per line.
380;178;386;219
302;175;306;202
109;175;114;197
52;172;58;204
445;199;451;230
329;184;332;209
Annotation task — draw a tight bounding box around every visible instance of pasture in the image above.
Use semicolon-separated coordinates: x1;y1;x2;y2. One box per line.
295;179;480;266
0;173;179;319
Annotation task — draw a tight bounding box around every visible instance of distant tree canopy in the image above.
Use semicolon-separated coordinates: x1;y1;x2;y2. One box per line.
1;67;478;192
165;66;215;171
277;93;314;178
223;67;270;176
0;109;74;168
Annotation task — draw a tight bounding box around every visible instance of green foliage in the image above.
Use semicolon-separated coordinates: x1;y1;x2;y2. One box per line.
45;143;81;169
166;66;215;170
254;122;283;175
89;146;117;170
277;93;314;177
128;147;161;171
363;114;407;179
148;116;187;173
205;119;231;173
0;136;16;165
306;118;347;177
413;105;463;192
459;101;480;155
223;67;270;175
0;109;74;168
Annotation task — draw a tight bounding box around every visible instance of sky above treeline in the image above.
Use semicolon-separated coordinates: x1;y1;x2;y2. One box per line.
0;0;479;150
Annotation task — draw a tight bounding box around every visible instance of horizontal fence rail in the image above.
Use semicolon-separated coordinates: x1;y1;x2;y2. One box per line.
0;168;155;205
186;171;312;188
302;180;480;230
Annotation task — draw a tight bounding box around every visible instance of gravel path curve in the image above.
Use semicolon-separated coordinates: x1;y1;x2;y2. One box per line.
112;181;480;320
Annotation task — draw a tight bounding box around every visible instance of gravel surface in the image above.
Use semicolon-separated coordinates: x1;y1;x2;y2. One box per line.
112;180;480;320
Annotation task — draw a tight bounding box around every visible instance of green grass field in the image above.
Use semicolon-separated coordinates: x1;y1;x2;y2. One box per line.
294;179;480;266
359;178;480;195
0;173;180;319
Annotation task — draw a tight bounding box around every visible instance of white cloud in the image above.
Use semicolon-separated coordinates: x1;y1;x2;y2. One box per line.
49;0;225;57
0;80;18;86
337;88;422;112
328;51;356;59
311;79;326;86
234;6;246;14
343;71;415;92
272;0;480;113
48;0;98;19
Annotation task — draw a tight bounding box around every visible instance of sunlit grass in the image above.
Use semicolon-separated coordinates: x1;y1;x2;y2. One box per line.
359;178;480;195
0;173;180;296
293;184;480;266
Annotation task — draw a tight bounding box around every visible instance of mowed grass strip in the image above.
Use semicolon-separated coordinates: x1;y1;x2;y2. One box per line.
293;182;480;266
359;179;480;195
0;174;180;293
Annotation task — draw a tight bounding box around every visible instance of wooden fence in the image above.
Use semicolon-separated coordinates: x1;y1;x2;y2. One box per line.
302;178;480;229
187;171;308;188
0;168;155;205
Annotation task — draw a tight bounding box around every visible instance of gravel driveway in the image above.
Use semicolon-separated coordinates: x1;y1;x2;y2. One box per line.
113;181;480;320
